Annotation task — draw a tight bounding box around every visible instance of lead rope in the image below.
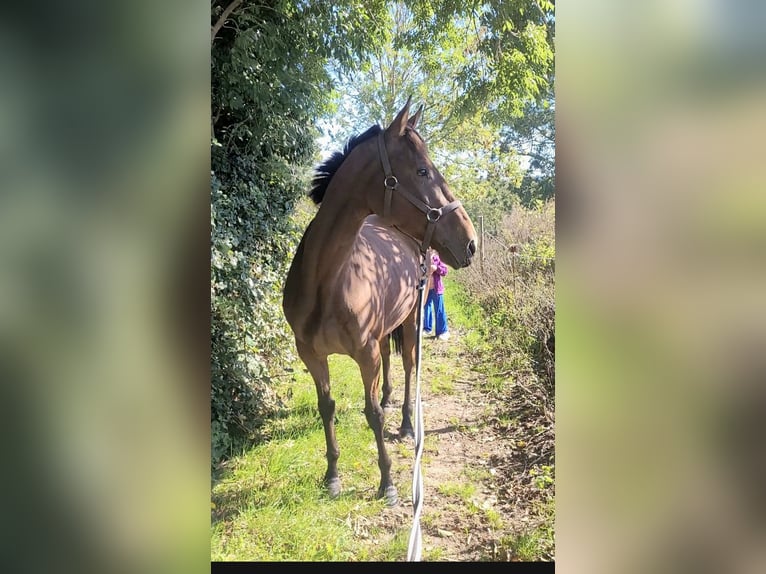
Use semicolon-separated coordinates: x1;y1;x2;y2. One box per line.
406;256;429;561
377;131;457;560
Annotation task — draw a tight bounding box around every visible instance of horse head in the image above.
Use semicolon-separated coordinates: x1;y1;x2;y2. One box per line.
377;97;477;269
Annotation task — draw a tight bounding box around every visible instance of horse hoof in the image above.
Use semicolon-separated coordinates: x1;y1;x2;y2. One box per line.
379;485;398;507
326;478;341;498
399;426;415;440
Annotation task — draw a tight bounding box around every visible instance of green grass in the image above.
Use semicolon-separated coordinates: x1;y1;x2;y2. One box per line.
428;374;455;395
483;507;503;530
462;465;492;483
211;354;411;561
444;415;475;435
496;498;555;561
212;268;555;561
423;546;447;561
498;523;554;561
442;274;476;331
444;271;482;328
437;480;477;502
422;357;457;395
482;373;506;393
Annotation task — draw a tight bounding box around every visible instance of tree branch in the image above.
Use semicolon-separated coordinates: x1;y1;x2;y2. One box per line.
211;0;243;44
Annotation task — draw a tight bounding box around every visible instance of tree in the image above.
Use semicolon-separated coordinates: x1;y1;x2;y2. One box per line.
319;1;554;231
502;84;555;207
403;0;556;216
403;0;555;123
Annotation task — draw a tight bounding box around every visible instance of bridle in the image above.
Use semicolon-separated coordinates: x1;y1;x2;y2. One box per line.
377;131;462;261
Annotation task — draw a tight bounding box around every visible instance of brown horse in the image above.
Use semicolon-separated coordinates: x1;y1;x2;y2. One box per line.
282;97;476;505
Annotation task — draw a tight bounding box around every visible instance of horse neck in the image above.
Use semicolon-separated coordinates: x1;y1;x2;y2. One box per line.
302;163;378;281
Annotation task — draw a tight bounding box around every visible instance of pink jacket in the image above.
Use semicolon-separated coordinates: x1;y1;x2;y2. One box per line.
429;252;448;295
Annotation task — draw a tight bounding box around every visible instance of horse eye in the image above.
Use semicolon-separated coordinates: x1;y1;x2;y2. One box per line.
417;168;428;177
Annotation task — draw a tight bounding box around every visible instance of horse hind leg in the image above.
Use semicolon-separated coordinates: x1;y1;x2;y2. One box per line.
399;313;417;439
381;325;405;411
296;341;341;498
357;339;398;506
380;331;393;410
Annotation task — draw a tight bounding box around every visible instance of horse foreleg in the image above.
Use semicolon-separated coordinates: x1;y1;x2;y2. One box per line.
399;312;417;439
296;341;340;498
357;339;398;506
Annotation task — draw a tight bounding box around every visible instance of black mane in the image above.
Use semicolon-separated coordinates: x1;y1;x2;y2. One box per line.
309;124;382;204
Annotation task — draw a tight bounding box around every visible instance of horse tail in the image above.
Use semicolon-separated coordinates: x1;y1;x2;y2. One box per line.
388;325;404;356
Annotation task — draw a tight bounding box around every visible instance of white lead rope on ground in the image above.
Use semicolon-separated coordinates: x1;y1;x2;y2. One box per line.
406;278;427;561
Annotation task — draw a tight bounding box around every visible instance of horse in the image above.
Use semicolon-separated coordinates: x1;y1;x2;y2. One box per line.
282;97;477;506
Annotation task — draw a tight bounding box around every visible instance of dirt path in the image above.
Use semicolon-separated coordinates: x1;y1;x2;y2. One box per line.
367;323;550;561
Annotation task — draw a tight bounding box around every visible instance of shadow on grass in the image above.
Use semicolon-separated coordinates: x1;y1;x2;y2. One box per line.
424;424;461;436
212;481;389;528
211;479;267;526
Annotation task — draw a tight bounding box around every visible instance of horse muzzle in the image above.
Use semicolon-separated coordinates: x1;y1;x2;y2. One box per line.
460;239;476;268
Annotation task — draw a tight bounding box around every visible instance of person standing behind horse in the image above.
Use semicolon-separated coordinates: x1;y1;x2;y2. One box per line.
423;249;450;340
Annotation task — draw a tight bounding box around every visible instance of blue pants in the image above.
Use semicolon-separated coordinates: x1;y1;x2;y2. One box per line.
423;289;448;335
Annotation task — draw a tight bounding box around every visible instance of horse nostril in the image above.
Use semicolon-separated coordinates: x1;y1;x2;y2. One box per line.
467;239;476;258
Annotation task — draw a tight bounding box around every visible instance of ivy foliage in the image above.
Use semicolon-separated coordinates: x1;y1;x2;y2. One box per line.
210;0;386;463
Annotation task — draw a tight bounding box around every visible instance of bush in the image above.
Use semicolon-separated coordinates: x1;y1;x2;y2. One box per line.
210;148;307;464
454;200;555;547
210;0;390;466
460;200;555;394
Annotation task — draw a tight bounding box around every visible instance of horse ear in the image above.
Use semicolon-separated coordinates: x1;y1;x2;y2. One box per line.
408;105;423;129
387;95;412;136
